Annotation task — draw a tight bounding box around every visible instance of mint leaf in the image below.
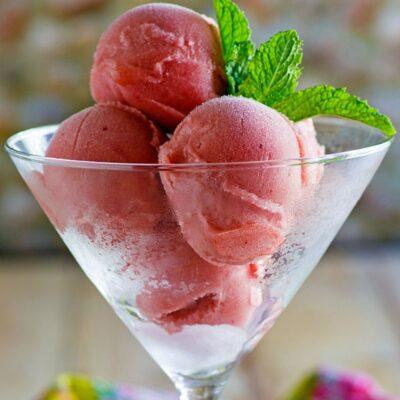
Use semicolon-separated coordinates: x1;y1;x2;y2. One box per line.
214;0;252;60
213;0;396;137
214;0;255;94
273;85;396;137
225;41;255;93
238;30;303;105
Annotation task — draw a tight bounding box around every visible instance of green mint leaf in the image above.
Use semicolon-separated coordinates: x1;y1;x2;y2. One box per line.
214;0;255;94
213;0;396;137
273;85;396;138
214;0;252;61
225;41;255;93
238;30;303;105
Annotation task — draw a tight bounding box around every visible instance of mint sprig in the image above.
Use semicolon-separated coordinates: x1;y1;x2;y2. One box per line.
238;30;303;106
213;0;396;137
225;42;255;94
273;86;396;137
214;0;254;94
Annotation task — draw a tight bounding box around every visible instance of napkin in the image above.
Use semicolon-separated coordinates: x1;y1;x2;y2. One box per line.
39;374;177;400
286;367;398;400
38;367;398;400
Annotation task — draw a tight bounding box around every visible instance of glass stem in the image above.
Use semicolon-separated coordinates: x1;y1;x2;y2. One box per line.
174;363;233;400
179;385;224;400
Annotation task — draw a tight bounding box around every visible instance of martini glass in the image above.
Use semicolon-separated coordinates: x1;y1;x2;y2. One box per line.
5;118;392;400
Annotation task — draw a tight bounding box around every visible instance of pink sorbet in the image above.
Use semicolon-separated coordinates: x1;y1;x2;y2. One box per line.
134;225;262;333
39;101;261;334
90;3;226;130
159;96;323;266
43;102;166;236
295;119;325;186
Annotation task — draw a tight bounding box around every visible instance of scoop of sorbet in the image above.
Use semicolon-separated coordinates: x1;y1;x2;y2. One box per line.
159;96;324;266
42;102;166;237
38;102;261;334
134;225;262;333
90;3;226;130
295;118;325;186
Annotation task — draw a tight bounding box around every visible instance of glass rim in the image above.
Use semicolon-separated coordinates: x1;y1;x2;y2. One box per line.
4;117;393;171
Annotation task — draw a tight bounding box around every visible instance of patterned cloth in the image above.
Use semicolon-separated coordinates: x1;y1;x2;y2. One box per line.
38;367;398;400
286;367;399;400
39;374;177;400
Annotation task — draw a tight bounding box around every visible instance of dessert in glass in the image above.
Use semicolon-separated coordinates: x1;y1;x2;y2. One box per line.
5;1;396;399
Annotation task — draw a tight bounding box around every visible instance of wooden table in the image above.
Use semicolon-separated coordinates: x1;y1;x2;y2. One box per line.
0;247;399;400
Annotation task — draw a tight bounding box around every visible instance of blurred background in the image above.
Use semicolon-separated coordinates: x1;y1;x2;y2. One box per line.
0;0;399;399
